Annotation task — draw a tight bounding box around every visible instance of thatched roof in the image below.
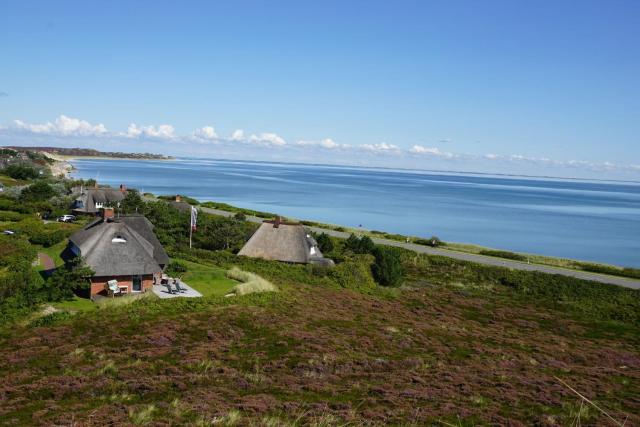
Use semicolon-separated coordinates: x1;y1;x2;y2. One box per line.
69;215;169;276
238;221;330;264
72;187;125;213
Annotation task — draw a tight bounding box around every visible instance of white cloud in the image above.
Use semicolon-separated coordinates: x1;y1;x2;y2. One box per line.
4;114;639;178
14;115;107;136
230;129;245;141
192;126;218;141
359;142;400;153
409;145;456;159
296;138;346;149
124;123;176;139
248;132;287;146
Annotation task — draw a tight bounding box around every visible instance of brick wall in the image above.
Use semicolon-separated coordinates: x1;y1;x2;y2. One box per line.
90;274;154;297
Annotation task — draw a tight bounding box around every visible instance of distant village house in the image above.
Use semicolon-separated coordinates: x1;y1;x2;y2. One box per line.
71;184;127;215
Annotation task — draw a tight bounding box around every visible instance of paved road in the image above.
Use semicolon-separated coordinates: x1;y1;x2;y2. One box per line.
196;205;640;290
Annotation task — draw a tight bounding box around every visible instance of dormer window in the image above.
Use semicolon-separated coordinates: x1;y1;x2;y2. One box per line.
112;234;127;243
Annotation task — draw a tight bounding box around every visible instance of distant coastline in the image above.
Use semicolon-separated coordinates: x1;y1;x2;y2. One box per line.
5;146;174;161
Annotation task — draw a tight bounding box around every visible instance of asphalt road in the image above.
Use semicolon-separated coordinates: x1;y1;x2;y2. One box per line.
197;205;640;290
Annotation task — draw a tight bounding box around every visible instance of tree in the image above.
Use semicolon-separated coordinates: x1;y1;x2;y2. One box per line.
344;233;375;254
315;232;334;253
121;190;145;214
197;216;248;251
20;181;56;202
371;246;404;287
45;257;94;301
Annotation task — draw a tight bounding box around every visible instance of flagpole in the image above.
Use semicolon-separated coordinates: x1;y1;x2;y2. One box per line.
189;206;196;249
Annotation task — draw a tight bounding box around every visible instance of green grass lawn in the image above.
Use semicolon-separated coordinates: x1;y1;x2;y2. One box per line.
51;296;96;312
177;259;237;297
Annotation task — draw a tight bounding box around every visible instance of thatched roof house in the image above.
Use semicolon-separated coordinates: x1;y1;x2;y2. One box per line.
68;208;169;297
168;195;192;213
238;219;333;265
71;185;126;214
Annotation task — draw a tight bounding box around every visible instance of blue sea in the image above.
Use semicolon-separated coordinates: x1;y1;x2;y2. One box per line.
70;158;640;267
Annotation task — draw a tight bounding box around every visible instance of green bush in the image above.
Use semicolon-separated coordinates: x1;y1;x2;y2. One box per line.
315;232;334;253
0;210;26;222
0;196;34;213
165;260;188;276
575;262;640;279
344;234;375;254
372;246;405;287
200;201;276;218
479;249;527;261
329;255;376;291
44;257;93;301
29;229;67;247
4;164;40;180
415;236;442;247
20;181;57;202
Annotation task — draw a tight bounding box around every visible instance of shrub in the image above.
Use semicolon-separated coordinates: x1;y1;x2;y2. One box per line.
415;236;442;247
329;255;376;291
166;260;188;276
0;210;25;222
344;234;375;254
234;212;247;221
45;257;93;301
28;229;67;247
20;181;57;202
372;246;405;287
315;232;334;253
576;262;640;279
4;164;40;180
479;249;527;261
200;201;275;218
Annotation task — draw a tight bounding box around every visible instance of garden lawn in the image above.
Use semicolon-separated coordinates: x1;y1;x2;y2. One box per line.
177;259;238;297
51;296;96;312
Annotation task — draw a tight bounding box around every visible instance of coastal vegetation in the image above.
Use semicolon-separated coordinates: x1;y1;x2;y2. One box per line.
0;152;638;424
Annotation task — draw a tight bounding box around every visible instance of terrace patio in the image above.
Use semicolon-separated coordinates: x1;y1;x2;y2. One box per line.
151;278;202;299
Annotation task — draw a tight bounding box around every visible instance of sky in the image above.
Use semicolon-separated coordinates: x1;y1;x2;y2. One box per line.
1;0;639;179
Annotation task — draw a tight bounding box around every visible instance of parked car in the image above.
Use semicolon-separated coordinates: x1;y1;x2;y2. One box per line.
57;214;76;223
2;230;16;235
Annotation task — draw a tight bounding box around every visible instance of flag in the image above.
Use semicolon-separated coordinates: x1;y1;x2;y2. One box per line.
190;206;198;231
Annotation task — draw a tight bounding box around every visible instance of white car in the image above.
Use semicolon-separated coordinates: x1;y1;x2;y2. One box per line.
2;230;15;235
58;214;76;223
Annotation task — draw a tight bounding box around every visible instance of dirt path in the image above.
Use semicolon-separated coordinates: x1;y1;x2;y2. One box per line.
38;252;56;274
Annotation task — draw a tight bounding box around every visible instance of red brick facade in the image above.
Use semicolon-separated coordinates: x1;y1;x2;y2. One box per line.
90;273;157;297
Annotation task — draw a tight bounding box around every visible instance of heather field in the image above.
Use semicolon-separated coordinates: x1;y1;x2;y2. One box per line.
1;253;638;426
